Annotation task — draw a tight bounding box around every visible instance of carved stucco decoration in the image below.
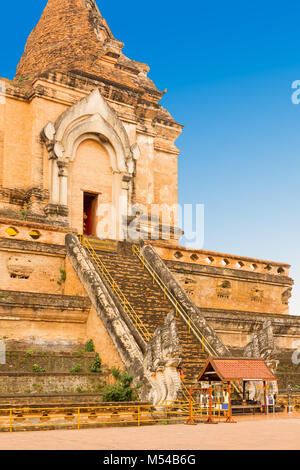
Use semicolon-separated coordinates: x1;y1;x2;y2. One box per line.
41;89;140;225
243;320;278;404
250;286;264;303
7;256;34;279
181;277;197;297
217;280;232;299
244;320;275;360
282;288;292;305
143;312;183;406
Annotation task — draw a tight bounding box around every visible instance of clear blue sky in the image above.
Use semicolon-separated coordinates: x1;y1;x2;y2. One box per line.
1;0;300;315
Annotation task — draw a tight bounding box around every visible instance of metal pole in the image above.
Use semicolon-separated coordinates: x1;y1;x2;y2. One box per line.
242;380;246;406
287;384;293;414
226;381;236;423
264;381;268;415
185;385;196;425
205;385;216;424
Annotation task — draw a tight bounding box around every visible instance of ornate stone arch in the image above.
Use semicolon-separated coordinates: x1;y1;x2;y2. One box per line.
42;88;139;236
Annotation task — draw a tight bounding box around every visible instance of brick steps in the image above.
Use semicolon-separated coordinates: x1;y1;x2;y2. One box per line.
0;371;104;396
0;351;96;374
89;243;208;383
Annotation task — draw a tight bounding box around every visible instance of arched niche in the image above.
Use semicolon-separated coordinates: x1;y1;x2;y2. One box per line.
69;138;114;236
42;89;137;239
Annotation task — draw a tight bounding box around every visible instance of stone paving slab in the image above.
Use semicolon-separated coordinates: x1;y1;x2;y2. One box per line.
0;413;299;450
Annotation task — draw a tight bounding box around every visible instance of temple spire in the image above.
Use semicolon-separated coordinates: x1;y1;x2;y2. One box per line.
16;0;124;79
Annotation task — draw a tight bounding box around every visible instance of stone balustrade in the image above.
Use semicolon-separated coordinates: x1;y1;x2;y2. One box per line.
149;242;291;277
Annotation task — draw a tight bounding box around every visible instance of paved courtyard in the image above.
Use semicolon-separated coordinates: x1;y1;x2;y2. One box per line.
0;413;299;450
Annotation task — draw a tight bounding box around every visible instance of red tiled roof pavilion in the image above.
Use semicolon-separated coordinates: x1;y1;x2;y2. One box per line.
198;357;277;382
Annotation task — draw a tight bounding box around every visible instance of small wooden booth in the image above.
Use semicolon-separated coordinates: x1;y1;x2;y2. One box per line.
187;357;277;424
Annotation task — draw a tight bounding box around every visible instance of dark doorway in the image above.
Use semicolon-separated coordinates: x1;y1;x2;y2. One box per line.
83;192;98;236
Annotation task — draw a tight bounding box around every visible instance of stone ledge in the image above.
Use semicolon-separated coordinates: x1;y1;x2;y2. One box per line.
150;241;291;267
201;308;300;338
200;307;300;323
0;216;73;233
0;373;101;377
166;260;294;286
0;290;91;310
5;351;95;357
0;309;88;324
0;373;104;395
0;238;66;256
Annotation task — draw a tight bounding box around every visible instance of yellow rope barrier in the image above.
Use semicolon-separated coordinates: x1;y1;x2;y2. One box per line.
0;402;234;432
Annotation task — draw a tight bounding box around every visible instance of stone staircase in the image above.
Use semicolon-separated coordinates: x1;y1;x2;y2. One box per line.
86;239;208;384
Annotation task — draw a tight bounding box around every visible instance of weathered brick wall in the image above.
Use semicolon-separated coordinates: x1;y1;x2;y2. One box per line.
201;309;300;350
0;80;181;230
85;305;124;370
151;242;293;317
0;351;96;373
0;374;104;395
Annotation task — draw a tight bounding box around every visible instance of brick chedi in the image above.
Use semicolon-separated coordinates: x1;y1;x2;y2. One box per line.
16;0;163;103
1;0;182;235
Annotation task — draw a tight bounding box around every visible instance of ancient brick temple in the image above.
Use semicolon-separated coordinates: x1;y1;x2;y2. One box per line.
0;0;299;403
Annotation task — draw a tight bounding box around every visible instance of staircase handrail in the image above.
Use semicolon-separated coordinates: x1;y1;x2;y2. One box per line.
132;245;243;396
132;244;218;357
79;236;151;342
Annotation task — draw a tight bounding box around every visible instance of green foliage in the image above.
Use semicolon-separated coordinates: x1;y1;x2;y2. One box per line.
26;350;33;357
17;76;31;83
102;368;140;402
90;353;102;373
76;349;84;357
32;364;46;373
76;387;92;394
57;268;66;285
85;339;95;352
70;363;82;373
19;205;30;220
111;366;121;380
